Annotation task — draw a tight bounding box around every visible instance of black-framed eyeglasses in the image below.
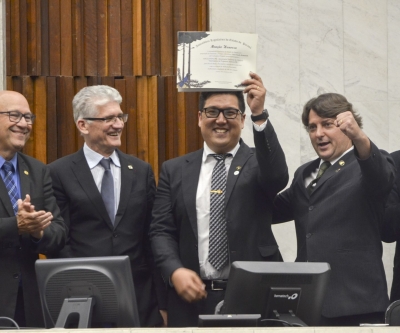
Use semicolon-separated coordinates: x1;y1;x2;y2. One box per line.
0;111;36;124
83;114;129;124
203;107;242;119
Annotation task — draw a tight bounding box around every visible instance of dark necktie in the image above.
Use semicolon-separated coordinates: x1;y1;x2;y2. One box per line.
208;153;230;270
307;161;331;194
2;162;19;215
99;158;115;224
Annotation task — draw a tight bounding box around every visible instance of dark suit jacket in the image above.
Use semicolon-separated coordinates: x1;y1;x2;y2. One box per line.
382;150;400;302
48;148;164;327
150;122;288;326
273;142;395;318
0;152;66;328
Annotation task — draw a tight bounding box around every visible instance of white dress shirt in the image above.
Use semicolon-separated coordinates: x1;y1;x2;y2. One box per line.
196;119;268;280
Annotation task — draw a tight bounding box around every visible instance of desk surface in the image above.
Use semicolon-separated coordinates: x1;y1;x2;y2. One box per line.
0;327;398;333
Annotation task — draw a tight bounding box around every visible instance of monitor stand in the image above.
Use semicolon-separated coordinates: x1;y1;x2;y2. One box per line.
55;297;95;328
273;310;307;327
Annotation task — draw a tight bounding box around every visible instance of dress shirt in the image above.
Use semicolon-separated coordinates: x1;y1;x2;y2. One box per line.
304;146;354;187
196;120;268;280
0;154;21;200
83;143;121;215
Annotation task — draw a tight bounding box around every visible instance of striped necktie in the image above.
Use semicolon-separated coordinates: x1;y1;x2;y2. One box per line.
208;153;231;270
2;162;19;215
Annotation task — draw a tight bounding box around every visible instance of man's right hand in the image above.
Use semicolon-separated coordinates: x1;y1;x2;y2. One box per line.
17;194;53;239
171;268;207;303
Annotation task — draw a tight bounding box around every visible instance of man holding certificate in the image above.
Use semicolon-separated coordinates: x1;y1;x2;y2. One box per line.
150;72;288;327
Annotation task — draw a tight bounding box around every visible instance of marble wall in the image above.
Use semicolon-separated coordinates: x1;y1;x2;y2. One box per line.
210;0;399;294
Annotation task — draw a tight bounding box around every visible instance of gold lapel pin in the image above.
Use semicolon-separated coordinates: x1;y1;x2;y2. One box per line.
339;160;345;166
236;166;242;170
128;165;133;169
24;170;29;175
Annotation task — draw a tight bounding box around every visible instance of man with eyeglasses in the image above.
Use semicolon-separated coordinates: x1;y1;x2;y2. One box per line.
150;72;289;327
273;93;395;326
0;91;66;328
48;85;166;327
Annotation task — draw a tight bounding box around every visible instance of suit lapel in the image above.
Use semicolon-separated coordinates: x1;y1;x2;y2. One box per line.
71;149;114;230
115;151;134;228
311;150;356;195
225;141;252;205
182;150;203;241
302;159;320;197
18;155;31;199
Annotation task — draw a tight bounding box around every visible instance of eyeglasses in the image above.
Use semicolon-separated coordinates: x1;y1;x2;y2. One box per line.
83;114;129;124
0;111;36;124
203;107;242;119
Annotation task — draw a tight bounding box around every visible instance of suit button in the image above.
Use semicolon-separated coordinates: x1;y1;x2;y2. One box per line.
113;233;118;238
309;206;314;211
306;233;312;239
13;273;19;279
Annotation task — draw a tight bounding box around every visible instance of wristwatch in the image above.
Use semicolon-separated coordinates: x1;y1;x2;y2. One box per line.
251;109;269;122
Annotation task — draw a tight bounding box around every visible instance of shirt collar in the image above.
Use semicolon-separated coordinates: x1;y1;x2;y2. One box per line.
0;153;18;171
83;143;121;169
202;141;240;163
320;145;354;167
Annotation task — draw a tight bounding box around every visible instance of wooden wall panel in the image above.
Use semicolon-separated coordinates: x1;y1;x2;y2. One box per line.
60;0;73;76
6;0;208;179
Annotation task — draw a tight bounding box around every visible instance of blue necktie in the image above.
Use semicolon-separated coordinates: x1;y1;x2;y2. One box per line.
2;162;19;215
99;158;115;224
208;154;230;270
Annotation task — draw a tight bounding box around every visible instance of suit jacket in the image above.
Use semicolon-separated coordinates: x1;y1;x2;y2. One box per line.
150;122;288;326
273;142;395;318
0;152;66;328
381;150;400;302
48;148;164;327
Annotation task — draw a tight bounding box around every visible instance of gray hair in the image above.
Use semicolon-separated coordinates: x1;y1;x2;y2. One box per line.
72;85;122;122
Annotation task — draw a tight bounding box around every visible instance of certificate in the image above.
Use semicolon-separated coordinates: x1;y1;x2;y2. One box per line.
177;31;258;92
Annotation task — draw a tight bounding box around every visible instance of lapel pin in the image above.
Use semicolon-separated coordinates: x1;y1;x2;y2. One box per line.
339;160;345;166
128;165;133;169
24;170;29;175
236;166;242;170
234;171;240;175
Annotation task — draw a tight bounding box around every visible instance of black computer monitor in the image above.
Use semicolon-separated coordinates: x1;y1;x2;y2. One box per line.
35;256;140;328
221;261;331;326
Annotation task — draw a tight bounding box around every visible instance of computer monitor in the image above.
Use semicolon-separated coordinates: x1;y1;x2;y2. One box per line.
221;261;331;326
35;256;140;328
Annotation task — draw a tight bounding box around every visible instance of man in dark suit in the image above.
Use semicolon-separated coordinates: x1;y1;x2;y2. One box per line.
0;91;66;328
48;85;165;327
382;150;400;303
149;72;289;327
273;93;395;326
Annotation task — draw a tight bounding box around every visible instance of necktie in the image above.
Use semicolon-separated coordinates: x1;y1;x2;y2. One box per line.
2;162;19;215
99;158;115;224
307;161;331;194
208;154;230;270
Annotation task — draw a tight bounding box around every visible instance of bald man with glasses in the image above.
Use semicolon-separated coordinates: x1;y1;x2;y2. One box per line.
0;91;66;328
48;85;166;327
